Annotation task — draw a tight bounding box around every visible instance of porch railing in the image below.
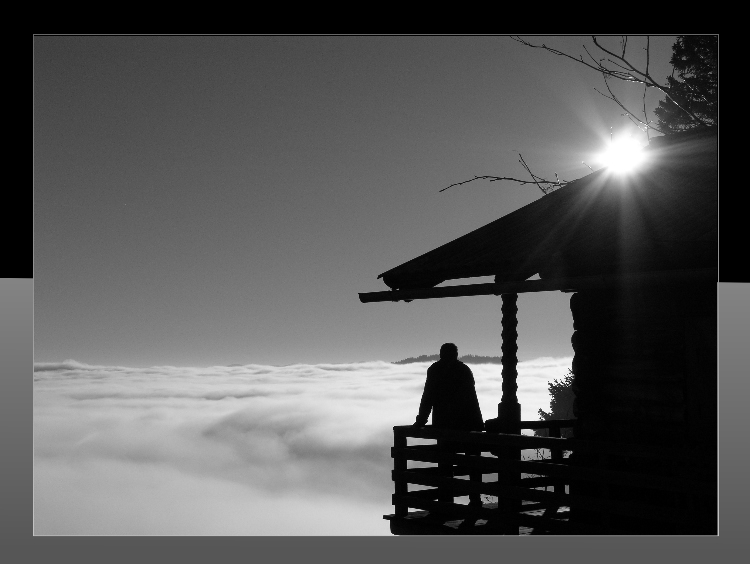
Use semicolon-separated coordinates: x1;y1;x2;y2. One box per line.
386;421;715;535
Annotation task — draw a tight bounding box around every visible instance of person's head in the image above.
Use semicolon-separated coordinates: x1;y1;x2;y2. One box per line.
439;343;459;361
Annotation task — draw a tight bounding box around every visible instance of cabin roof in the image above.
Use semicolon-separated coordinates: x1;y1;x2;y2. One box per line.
378;129;717;291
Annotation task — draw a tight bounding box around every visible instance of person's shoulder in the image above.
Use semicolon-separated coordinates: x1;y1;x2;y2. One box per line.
457;361;474;376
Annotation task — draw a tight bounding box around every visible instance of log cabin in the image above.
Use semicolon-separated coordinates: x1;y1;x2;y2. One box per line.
359;127;717;535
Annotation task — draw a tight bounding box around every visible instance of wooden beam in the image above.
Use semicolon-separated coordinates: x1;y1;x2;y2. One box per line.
358;269;717;303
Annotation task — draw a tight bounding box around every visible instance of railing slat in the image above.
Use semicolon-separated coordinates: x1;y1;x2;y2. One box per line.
393;470;500;497
395;425;687;460
392;494;503;522
520;419;577;430
403;488;440;501
392;447;500;472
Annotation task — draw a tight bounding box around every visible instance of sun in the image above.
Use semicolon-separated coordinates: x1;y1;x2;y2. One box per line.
600;137;646;173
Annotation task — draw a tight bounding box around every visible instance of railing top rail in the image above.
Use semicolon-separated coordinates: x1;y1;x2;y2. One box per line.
520;419;577;430
393;425;690;460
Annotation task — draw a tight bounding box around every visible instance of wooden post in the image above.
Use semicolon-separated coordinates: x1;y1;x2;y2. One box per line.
546;425;564;518
394;427;408;518
437;438;454;504
497;293;521;534
549;425;564;480
498;293;521;433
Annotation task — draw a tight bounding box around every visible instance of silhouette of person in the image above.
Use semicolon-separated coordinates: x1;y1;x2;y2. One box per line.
413;343;484;509
413;343;484;431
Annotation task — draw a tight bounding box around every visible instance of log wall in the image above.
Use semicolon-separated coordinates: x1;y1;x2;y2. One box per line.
568;282;717;533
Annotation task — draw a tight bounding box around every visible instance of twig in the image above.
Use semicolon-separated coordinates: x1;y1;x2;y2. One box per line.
512;36;638;83
440;175;551;193
643;37;651;142
440;154;570;195
591;36;662;86
594;74;666;134
518;153;550;195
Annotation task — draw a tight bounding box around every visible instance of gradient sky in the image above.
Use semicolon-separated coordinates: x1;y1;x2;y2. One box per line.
34;36;678;367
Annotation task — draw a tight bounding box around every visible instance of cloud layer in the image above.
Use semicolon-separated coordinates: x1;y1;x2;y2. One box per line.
34;357;572;535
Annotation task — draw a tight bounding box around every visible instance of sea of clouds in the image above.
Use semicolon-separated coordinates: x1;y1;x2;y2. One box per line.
33;357;572;535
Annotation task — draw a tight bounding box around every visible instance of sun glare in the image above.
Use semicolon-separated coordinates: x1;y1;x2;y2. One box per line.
600;137;646;173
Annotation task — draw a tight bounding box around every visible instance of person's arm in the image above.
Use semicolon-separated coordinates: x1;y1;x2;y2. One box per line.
414;372;434;426
467;367;485;431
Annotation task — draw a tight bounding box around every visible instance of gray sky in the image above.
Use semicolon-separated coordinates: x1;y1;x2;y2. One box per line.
34;36;677;367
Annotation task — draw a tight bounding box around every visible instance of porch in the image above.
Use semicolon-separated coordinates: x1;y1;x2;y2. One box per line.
385;420;715;535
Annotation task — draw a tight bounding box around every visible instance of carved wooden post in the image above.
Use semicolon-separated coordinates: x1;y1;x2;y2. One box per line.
498;293;521;433
498;293;520;534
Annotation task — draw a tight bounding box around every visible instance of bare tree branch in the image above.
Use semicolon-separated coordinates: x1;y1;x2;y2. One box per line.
591;36;664;86
591;36;709;126
513;36;652;84
439;175;543;192
518;153;550;195
512;36;712;128
593;73;666;134
643;37;651;142
440;154;570;195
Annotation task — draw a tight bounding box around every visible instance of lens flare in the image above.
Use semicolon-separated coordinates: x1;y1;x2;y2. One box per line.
600;137;645;173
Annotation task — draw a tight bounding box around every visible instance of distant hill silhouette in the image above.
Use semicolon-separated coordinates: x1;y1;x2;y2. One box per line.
395;354;502;365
